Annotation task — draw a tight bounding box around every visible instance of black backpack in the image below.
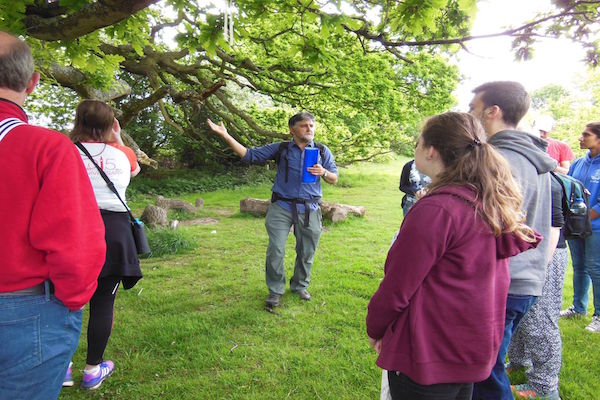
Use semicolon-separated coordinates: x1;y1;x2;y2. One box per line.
273;141;325;183
550;171;593;240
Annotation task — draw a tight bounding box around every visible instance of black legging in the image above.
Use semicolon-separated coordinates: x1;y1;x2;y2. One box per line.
86;276;120;365
388;372;473;400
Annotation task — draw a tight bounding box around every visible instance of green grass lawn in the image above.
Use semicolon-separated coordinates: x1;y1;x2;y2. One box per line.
60;159;600;399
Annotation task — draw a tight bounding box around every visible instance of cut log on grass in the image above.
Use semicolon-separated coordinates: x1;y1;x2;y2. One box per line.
156;195;202;213
240;198;271;216
239;198;365;222
322;205;348;222
141;204;168;227
320;201;366;217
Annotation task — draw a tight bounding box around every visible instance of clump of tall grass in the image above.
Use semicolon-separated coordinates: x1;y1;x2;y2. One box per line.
144;228;197;258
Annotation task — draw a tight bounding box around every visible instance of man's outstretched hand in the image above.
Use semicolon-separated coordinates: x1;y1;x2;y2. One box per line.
207;119;228;137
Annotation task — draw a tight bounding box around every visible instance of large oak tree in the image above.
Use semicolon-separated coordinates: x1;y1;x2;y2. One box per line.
1;1;598;166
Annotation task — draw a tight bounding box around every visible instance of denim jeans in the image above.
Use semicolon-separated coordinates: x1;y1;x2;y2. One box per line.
0;292;82;400
507;248;568;395
568;232;600;316
472;294;538;400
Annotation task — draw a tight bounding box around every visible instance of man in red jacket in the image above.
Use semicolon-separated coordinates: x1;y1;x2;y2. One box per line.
0;31;106;399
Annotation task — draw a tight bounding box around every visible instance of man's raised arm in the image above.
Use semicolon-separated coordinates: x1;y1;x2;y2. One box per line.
207;119;248;158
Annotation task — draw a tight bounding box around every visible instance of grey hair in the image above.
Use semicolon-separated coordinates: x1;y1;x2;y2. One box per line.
288;111;315;127
0;33;35;92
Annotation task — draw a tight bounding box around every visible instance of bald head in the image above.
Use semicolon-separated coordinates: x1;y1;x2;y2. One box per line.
0;31;35;92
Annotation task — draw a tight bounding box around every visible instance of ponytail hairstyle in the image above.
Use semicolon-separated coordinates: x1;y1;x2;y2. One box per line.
70;100;114;143
421;112;536;242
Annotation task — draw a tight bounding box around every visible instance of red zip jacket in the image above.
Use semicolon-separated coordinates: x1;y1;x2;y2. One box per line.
0;99;105;310
366;185;540;385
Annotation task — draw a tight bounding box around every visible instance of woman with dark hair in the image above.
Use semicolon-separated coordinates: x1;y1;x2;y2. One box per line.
366;112;541;400
69;100;142;389
561;122;600;333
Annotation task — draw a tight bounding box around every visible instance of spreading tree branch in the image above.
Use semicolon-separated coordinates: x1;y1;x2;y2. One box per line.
25;0;160;41
120;86;170;127
44;64;131;101
341;3;595;48
211;89;288;140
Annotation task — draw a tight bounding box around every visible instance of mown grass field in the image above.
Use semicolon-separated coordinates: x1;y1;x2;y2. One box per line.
59;159;600;399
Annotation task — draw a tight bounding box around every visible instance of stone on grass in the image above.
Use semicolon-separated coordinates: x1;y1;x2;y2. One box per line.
141;205;168;227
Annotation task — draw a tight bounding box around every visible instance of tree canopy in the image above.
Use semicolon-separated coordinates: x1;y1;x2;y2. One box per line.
2;0;599;166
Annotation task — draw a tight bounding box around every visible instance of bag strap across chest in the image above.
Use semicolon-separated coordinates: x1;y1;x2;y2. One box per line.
75;142;135;222
274;141;325;183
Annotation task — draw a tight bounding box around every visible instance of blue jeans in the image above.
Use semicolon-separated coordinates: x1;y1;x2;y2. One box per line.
568;232;600;316
0;291;82;400
472;294;538;400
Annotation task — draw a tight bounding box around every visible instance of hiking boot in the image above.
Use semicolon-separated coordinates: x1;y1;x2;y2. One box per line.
559;306;585;319
81;360;114;390
585;315;600;333
296;290;311;301
265;293;281;308
512;383;560;399
62;362;74;387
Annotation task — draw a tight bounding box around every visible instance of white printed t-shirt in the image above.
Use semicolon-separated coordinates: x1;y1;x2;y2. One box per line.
78;142;139;212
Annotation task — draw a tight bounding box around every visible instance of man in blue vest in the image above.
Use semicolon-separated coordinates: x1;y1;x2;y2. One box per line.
207;112;338;308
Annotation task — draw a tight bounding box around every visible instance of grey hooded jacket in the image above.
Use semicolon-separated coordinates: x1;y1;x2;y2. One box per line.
488;130;557;296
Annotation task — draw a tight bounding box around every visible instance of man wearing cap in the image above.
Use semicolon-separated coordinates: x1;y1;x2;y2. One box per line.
534;115;575;174
0;31;105;399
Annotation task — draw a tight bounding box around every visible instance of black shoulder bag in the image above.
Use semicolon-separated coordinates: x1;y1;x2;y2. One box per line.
75;142;151;255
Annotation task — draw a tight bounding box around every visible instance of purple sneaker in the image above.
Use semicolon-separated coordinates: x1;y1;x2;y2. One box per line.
81;360;114;390
62;362;74;387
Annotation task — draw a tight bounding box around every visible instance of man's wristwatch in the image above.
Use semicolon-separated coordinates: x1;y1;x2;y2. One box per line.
323;170;328;179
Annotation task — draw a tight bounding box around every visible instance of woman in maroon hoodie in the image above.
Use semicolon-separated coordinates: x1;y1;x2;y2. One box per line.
367;112;541;400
